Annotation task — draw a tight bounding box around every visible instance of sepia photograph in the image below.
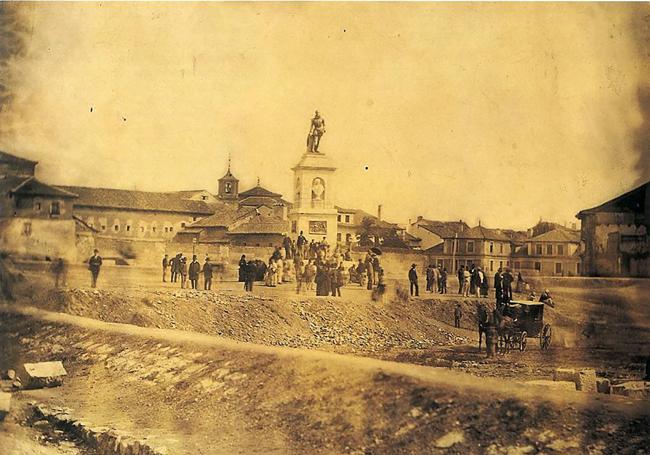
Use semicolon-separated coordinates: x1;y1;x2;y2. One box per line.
0;1;649;454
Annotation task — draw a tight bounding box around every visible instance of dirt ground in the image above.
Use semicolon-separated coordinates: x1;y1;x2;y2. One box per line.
1;261;649;453
1;309;649;455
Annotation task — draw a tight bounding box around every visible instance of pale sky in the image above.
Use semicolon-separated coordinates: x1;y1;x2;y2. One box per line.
0;2;648;230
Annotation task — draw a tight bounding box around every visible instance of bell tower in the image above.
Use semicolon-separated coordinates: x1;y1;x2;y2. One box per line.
217;156;239;201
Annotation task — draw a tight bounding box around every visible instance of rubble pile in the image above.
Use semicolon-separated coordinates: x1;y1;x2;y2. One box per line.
33;288;471;354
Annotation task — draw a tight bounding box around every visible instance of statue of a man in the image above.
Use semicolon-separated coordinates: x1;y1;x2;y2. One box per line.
306;110;326;153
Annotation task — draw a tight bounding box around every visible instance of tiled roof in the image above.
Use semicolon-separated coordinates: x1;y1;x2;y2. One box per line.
454;225;511;241
13;178;78;198
577;181;649;217
418;220;469;238
501;229;528;244
239;196;285;207
227;213;289;235
238;185;282;198
529;229;580;243
0;175;30;194
0;150;37;165
57;186;215;215
188;205;248;227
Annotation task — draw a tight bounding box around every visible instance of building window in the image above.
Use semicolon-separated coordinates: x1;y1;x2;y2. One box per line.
499;261;503;269
23;222;32;237
140;226;145;233
50;202;60;216
489;241;494;253
101;225;106;231
557;244;564;256
346;233;352;244
181;222;186;228
489;260;494;271
152;227;156;233
34;201;41;212
291;221;297;234
534;262;541;271
192;217;198;221
499;243;504;253
337;215;342;222
337;233;342;242
224;183;232;194
466;241;474;253
555;263;562;274
126;225;131;232
169;226;173;232
201;195;208;200
164;227;168;233
345;215;350;223
547;244;553;255
114;225;119;231
535;244;543;255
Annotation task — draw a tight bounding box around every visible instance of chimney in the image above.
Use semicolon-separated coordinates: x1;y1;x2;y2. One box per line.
527;228;533;238
417;215;422;221
377;204;382;221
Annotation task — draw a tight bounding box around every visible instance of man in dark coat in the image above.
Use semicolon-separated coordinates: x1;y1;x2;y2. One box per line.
188;255;200;290
88;249;102;288
202;257;213;290
408;263;419;297
245;260;256;292
238;255;247;282
297;231;307;256
162;255;169;282
457;265;465;294
494;268;503;306
502;268;514;304
283;235;292;259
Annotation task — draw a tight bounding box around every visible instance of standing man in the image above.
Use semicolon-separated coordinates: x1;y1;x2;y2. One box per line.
408;263;419;297
432;264;440;294
494;267;503;307
502;267;514;304
457;265;465;294
297;231;307;257
188;255;200;290
454;303;463;328
462;268;472;297
283;234;292;259
425;264;433;292
162;254;169;282
179;256;188;289
440;268;448;294
202;257;213;290
88;249;102;288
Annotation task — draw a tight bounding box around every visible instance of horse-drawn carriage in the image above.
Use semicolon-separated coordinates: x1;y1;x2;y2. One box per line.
496;300;552;352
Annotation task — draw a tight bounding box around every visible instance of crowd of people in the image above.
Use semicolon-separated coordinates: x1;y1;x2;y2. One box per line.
162;253;214;290
237;232;386;299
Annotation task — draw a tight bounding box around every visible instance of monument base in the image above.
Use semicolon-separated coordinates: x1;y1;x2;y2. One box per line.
289;210;338;246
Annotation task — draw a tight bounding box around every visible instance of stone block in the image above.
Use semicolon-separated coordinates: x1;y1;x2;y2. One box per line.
0;392;10;421
18;361;67;389
596;378;611;394
553;368;576;382
611;381;649;399
574;369;597;393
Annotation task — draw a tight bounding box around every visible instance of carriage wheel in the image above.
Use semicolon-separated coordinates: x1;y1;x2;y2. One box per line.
520;331;528;351
540;324;552;350
498;335;509;354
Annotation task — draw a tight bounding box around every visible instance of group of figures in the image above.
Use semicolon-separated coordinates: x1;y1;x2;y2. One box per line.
162;253;215;290
237;241;386;300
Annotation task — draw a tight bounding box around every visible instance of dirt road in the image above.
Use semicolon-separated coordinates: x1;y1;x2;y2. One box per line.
1;304;649;454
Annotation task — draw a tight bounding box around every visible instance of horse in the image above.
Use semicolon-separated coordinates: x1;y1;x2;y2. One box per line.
493;305;517;354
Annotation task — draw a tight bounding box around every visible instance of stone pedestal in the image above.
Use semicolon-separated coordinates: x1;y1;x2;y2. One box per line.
289;151;338;245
